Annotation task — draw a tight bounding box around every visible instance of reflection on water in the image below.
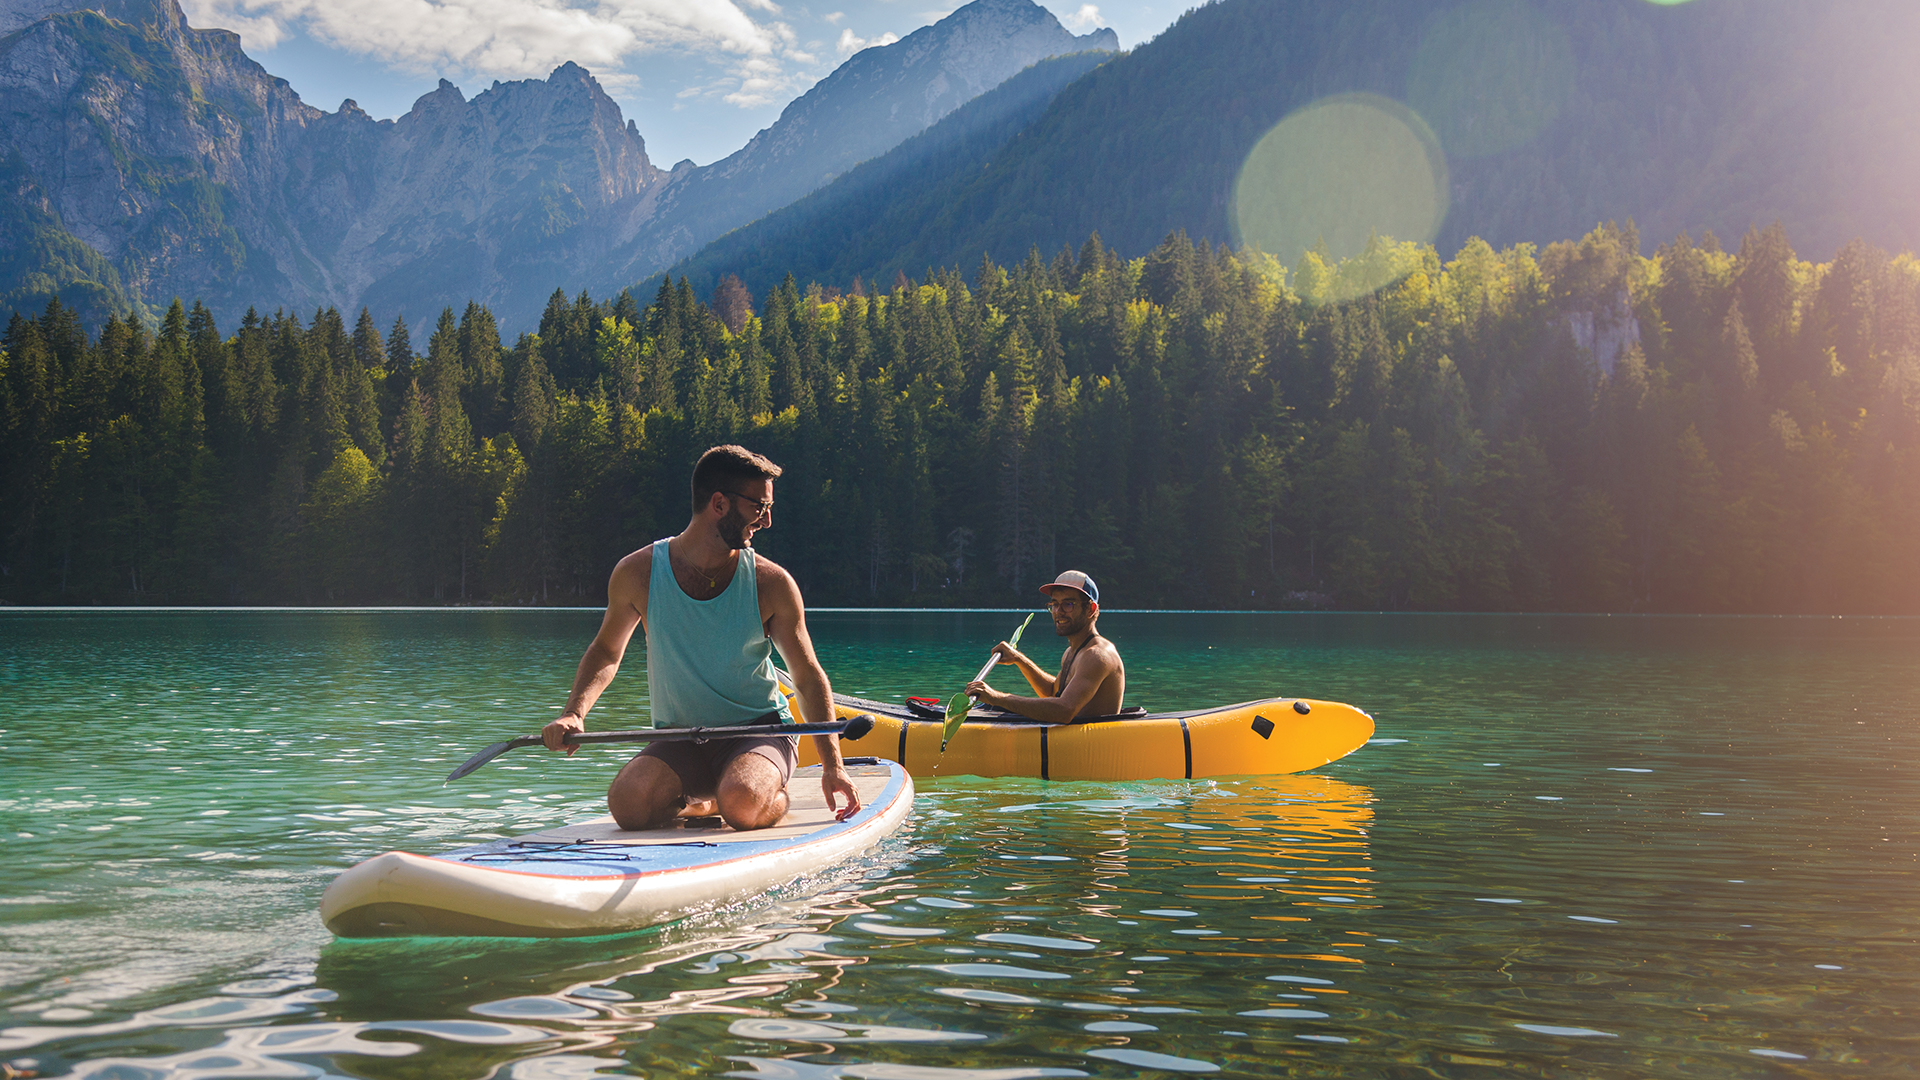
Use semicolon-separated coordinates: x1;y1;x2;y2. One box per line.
2;610;1916;1077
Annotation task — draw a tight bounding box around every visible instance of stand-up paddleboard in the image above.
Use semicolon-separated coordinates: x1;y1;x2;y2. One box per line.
321;760;912;938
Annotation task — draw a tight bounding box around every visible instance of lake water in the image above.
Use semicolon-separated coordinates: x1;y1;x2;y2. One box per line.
0;610;1914;1078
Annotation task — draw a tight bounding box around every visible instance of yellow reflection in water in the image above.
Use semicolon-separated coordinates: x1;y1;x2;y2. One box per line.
1231;94;1448;303
1191;773;1375;909
1051;774;1376;928
1406;0;1575;159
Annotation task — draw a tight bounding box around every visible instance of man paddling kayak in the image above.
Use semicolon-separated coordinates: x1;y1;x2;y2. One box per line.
541;445;861;830
965;570;1126;721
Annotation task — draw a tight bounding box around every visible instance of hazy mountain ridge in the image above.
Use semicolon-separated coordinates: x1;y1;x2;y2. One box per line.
664;0;1920;294
599;0;1115;294
0;0;1110;329
662;49;1117;299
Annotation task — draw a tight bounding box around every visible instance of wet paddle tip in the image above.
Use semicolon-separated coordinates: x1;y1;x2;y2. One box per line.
844;714;876;741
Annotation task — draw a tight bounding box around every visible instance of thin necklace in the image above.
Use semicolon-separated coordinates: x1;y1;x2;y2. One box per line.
673;545;722;589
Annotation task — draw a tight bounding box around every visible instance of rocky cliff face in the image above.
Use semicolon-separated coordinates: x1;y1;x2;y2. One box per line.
0;0;323;322
0;0;1114;331
311;65;671;329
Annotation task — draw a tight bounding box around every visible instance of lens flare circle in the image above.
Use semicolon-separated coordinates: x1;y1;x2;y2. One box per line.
1231;92;1448;279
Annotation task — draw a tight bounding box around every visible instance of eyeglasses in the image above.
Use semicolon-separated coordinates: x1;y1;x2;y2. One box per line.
1046;598;1085;611
724;491;774;518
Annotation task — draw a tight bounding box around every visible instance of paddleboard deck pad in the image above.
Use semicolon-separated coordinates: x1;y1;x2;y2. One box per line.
321;760;912;938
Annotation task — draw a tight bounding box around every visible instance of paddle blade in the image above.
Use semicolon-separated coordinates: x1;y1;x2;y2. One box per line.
941;692;970;751
942;614;1032;752
446;739;516;782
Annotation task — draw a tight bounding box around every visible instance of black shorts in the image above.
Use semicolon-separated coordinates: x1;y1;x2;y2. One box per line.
638;711;797;796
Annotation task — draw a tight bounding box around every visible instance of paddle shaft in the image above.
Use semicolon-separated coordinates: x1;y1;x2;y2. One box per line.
944;612;1037;749
447;716;873;782
966;611;1035;697
946;652;1001;721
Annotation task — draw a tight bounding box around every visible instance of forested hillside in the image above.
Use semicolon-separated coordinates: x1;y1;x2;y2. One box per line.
4;223;1916;612
665;50;1115;299
662;0;1920;296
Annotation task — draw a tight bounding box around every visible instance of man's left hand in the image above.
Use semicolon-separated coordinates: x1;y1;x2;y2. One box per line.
964;680;1002;705
822;764;862;822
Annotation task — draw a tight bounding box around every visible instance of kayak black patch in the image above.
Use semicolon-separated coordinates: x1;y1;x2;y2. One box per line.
1251;715;1274;740
1180;719;1193;779
1293;700;1312;715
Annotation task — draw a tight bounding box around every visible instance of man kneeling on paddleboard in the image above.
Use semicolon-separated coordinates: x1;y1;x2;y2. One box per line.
965;571;1126;721
541;445;861;830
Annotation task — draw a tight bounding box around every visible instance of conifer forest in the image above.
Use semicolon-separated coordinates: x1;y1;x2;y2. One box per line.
3;224;1917;612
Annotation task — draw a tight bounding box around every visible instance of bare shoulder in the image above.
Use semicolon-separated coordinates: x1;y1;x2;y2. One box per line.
752;549;798;592
613;542;655;581
608;542;655;610
1086;635;1124;672
749;548;803;615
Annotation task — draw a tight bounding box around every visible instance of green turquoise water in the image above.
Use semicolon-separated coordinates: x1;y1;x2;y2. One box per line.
1;610;1915;1078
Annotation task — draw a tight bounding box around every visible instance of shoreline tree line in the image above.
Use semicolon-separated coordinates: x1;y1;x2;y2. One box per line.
2;224;1916;612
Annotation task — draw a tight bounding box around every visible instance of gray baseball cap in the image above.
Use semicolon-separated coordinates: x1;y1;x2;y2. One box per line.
1039;570;1098;604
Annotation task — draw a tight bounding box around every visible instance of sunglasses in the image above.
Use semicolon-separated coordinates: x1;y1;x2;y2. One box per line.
723;491;774;517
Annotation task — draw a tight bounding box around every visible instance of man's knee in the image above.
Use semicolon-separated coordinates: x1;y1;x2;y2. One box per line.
716;754;787;830
609;755;682;830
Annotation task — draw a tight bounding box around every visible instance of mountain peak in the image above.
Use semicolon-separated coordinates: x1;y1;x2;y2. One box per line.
406;77;465;117
744;0;1116;164
924;0;1118;51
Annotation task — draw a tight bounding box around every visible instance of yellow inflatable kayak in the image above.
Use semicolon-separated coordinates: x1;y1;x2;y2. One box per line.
786;680;1373;781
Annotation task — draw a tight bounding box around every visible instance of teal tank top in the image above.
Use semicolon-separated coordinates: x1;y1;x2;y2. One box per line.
644;540;792;728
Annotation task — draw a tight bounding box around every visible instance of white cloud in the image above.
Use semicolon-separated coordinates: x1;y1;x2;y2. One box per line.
1062;3;1103;30
593;70;641;95
722;53;792;106
180;0;291;48
835;26;898;54
822;10;844;22
186;0;811;105
192;0;787;76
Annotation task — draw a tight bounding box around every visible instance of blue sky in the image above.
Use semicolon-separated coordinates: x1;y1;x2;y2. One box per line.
180;0;1177;166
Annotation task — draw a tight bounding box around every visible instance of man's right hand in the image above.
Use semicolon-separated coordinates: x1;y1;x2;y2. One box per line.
991;641;1025;665
542;714;586;754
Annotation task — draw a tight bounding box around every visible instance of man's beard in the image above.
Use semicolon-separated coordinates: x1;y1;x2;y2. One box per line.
717;506;752;550
1054;613;1089;636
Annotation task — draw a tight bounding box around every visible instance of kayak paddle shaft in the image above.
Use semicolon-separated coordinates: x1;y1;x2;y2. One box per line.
447;715;875;782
